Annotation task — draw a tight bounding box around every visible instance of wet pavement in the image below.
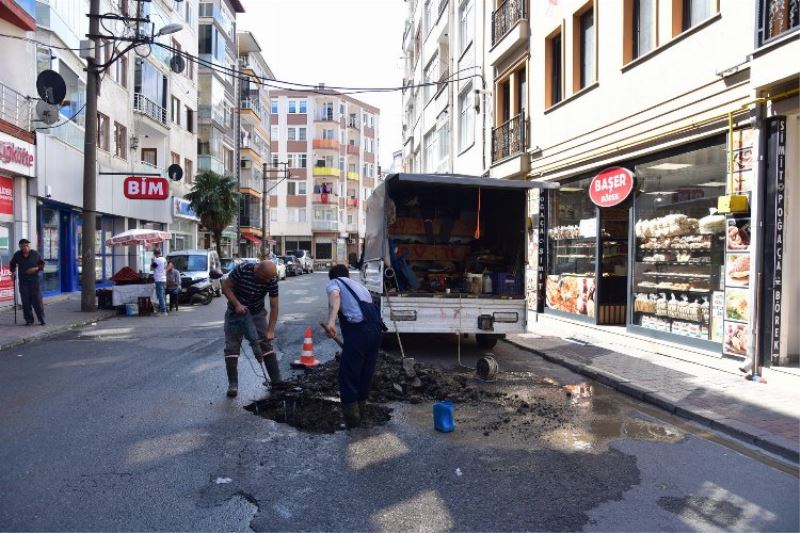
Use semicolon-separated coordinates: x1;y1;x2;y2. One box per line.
0;273;797;531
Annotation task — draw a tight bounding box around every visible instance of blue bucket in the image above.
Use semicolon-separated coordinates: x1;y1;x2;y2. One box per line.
433;401;455;432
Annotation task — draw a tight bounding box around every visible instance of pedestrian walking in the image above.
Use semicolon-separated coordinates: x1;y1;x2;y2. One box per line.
323;264;387;428
150;249;167;315
166;260;181;311
220;259;287;397
9;239;46;326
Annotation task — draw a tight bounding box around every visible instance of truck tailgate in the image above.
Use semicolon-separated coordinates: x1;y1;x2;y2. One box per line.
381;296;526;334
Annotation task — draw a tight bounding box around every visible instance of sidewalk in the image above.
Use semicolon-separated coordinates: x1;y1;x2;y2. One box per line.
508;314;800;463
0;294;117;352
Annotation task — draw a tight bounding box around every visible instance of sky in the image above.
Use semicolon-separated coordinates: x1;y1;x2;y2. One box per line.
239;0;407;170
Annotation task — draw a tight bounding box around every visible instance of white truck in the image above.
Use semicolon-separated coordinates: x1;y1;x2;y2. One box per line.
362;173;555;349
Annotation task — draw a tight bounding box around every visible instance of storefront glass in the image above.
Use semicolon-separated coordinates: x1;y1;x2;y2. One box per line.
632;142;727;343
40;207;60;294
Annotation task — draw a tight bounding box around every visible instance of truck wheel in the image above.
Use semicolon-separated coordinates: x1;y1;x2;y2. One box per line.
476;334;499;349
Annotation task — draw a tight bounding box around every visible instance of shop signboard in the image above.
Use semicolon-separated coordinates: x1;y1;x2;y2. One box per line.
768;117;786;363
589;167;634;208
536;191;547;312
173;197;199;220
0;176;13;216
0;131;35;178
124;177;169;200
0;264;12;303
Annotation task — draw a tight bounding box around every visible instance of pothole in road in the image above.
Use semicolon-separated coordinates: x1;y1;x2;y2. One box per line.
244;396;392;434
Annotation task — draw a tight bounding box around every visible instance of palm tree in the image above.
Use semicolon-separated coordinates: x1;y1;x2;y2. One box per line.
185;170;239;258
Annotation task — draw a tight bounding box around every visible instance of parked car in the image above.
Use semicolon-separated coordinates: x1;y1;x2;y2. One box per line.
288;249;314;273
220;257;242;278
275;257;287;280
167;249;224;304
280;255;302;276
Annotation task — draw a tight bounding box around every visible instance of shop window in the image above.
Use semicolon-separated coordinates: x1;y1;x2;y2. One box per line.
545;27;563;107
632;141;726;343
572;2;595;92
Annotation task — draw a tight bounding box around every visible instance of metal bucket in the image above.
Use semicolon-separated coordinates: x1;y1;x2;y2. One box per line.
476;355;498;381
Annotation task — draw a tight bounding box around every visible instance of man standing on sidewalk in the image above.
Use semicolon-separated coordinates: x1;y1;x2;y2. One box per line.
220;259;288;397
9;239;45;326
150;249;167;315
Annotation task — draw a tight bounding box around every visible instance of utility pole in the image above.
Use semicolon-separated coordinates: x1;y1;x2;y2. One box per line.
261;162;267;259
80;0;101;311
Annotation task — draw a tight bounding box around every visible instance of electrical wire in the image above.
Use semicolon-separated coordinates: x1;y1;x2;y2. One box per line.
34;103;87;130
0;32;96;51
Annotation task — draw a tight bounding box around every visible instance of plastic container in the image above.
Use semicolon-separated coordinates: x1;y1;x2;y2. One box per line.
482;273;493;294
433;401;455;432
490;272;524;296
125;303;138;316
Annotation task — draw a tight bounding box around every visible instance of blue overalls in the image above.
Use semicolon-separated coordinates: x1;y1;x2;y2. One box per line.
335;280;383;404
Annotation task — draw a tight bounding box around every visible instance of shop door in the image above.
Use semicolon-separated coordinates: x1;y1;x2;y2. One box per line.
61;210;77;293
596;206;629;324
0;221;14;304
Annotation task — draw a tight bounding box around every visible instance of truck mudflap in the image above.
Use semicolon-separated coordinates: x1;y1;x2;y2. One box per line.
380;296;526;335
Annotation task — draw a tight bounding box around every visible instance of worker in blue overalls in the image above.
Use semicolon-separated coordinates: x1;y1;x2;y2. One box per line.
323;264;386;429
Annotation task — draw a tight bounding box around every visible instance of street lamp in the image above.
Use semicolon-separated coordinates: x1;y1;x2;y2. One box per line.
156;23;183;37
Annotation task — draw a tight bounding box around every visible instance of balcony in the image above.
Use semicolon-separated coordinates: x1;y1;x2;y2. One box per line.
198;155;225;175
312;167;340;179
241;98;267;123
312;139;340;151
313;193;339;205
312;219;339;232
492;114;526;163
346;171;359;181
346;144;359;156
489;0;528;66
756;0;800;47
198;104;228;130
133;93;167;127
0;81;32;132
436;66;450;97
315;112;338;123
348;119;360;130
346;197;358;208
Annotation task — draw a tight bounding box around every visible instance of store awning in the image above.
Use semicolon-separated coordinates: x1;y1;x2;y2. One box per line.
242;233;261;245
385;173;561;190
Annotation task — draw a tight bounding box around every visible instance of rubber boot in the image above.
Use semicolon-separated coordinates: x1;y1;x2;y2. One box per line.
342;402;361;429
225;357;238;397
263;352;291;390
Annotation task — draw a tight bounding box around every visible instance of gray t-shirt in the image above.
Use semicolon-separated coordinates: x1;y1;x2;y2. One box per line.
326;277;371;323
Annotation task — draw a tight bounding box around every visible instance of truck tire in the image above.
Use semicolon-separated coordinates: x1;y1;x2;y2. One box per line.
476;334;500;349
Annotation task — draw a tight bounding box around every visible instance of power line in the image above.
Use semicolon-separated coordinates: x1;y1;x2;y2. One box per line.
35;103;87;130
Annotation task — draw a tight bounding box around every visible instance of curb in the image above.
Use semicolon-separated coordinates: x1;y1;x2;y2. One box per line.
0;311;117;353
505;338;800;464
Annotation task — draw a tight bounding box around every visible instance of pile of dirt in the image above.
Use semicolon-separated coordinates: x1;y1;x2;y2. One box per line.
245;353;574;435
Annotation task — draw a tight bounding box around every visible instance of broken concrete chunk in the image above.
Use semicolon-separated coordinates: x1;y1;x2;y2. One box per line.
402;358;417;378
392;383;404;394
411;377;423;388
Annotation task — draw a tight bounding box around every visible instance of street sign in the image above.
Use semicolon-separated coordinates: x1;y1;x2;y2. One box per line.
124;177;169;200
167;163;183;181
589;166;634;207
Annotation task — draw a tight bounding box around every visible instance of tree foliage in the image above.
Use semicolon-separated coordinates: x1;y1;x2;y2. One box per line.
185;170;239;258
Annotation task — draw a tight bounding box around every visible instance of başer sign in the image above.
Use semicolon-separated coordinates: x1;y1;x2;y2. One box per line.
124;176;169;200
590;166;635;207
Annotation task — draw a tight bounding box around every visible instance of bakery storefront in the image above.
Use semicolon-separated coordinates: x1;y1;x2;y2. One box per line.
543;134;744;353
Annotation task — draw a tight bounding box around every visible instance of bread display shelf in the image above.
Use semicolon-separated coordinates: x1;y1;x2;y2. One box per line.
636;286;711;294
641;272;711;279
634;310;710;324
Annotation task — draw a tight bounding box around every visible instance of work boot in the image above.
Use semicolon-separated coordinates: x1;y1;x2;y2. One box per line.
342;402;361;429
225;357;238;398
358;400;367;420
262;352;292;390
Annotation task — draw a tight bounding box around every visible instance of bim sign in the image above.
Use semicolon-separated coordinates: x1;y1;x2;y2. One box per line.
124;177;169;200
589;167;634;208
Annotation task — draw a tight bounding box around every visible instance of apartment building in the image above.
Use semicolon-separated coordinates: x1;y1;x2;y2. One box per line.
268;90;379;265
401;0;489;176
197;0;243;257
29;0;199;297
0;0;36;306
527;0;798;367
237;30;274;258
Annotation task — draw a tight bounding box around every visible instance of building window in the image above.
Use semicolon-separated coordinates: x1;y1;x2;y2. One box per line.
113;122;127;159
424;56;438;102
545;28;563;107
270;210;278;222
626;0;657;62
141;148;157;166
270;125;279;139
459;0;473;54
299;100;307;113
271;98;279;114
112;53;127;87
288;207;306;223
298;127;307;141
298;153;307;168
757;0;800;46
184;158;193;183
185;106;194;133
458;84;474;150
676;0;714;35
437;122;449;170
574;6;595;91
171;151;180;166
271;154;279;167
171;96;181;125
287;127;297;141
424;128;437;172
96;112;109;151
288;181;307;195
288;100;297;113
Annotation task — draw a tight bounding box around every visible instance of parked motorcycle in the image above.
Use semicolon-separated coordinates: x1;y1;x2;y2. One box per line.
179;269;223;305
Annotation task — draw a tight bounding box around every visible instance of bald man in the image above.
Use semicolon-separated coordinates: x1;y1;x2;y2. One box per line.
221;260;287;396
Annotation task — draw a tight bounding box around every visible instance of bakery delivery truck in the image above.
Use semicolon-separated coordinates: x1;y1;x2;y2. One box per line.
361;173;557;349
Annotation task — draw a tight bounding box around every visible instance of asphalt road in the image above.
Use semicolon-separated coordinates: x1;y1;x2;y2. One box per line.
0;272;797;532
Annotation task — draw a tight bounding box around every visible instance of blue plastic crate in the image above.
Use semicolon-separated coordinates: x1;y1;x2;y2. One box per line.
490;272;524;296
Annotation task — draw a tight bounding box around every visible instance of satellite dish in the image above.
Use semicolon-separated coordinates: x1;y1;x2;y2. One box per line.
168;164;183;182
36;70;67;105
170;55;186;74
35;100;60;125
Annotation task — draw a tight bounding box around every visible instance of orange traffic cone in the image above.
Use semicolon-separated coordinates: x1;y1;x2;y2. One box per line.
292;327;320;368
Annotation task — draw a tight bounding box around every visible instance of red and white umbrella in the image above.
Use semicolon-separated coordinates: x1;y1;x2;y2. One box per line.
106;229;171;246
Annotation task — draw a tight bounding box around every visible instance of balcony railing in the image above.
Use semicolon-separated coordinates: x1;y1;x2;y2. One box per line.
313;139;340;150
133;93;167;126
492;0;526;45
346;144;359;156
312;219;339;231
312;193;339;205
312;166;340;177
348;119;360;129
241;98;262;115
346;171;359;181
139;159;159;170
492;114;526;162
198;155;225;175
756;0;799;46
315;112;337;122
346;198;358;207
0;81;32;132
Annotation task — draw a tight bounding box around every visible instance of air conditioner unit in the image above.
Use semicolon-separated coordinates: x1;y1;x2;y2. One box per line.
241;159;252;169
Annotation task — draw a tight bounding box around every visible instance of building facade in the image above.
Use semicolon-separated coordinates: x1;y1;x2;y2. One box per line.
237;30;274;258
197;0;243;257
267;90;379;266
30;0;199;297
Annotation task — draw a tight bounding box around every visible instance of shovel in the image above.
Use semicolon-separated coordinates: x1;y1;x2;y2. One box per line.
319;322;343;348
